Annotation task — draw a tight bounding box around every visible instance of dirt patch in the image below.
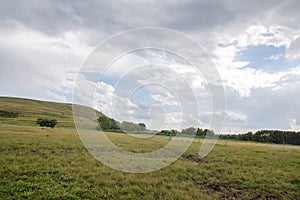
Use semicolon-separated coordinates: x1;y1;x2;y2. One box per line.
181;154;206;163
192;178;281;200
249;194;281;200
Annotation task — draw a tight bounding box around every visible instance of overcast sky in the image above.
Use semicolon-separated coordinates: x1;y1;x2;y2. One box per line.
1;0;300;133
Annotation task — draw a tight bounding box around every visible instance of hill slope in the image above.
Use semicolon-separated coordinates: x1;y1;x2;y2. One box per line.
0;96;103;128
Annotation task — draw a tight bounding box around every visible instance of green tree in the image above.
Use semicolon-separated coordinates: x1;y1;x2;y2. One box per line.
0;110;19;118
181;127;196;135
157;129;178;136
36;118;57;128
196;128;205;137
138;123;146;130
98;116;119;131
119;121;146;131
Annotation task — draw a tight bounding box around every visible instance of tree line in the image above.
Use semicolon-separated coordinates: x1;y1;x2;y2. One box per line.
156;127;214;137
156;126;300;145
97;115;146;132
219;130;300;145
0;110;19;118
97;115;300;145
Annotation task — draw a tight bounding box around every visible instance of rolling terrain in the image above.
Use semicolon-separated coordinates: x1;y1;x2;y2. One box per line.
0;96;103;128
0;97;299;199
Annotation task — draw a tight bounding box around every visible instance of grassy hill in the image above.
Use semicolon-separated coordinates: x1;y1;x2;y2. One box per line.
0;96;103;128
0;96;299;199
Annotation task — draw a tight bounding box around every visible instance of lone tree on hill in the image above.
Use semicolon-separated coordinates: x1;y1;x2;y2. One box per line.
98;116;119;131
36;118;57;128
138;123;146;130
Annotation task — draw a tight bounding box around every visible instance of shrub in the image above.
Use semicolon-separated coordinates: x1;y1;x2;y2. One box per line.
98;116;119;131
36;118;57;128
0;110;19;118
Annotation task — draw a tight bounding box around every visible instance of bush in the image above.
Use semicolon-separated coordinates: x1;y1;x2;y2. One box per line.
97;116;146;132
98;116;120;131
157;129;178;136
36;118;57;128
138;123;146;130
119;121;146;132
0;110;19;118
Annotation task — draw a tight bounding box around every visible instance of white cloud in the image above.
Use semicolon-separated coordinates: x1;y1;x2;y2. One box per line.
46;90;67;102
210;23;300;98
0;24;91;101
290;119;300;131
265;53;283;61
150;93;179;106
1;0;300;132
235;25;297;48
226;111;248;122
286;37;300;59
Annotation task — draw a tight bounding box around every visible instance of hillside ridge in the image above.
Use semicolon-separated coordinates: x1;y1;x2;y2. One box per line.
0;96;103;128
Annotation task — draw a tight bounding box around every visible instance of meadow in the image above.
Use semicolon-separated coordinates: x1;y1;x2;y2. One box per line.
0;97;299;199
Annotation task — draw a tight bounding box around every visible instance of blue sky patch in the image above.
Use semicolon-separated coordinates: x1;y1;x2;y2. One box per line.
235;45;300;73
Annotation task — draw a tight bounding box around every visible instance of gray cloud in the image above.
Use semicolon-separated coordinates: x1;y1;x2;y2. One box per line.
225;80;300;130
0;0;300;131
0;0;289;44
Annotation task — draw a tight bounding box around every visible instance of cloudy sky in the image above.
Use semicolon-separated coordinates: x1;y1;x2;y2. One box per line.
1;0;300;133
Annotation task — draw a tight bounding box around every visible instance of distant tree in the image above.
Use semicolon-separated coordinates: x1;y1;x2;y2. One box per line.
98;116;119;131
0;110;19;118
181;127;196;135
196;128;205;137
219;130;300;145
97;116;147;132
36;118;57;128
203;129;215;138
237;132;253;141
138;123;146;130
170;129;179;136
157;129;178;136
119;121;146;132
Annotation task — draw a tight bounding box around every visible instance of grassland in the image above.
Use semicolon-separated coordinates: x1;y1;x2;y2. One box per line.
0;96;103;128
0;97;299;199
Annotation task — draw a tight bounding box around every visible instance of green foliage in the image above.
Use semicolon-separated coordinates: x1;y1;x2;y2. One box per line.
0;110;19;118
97;117;147;132
138;123;146;130
98;116;120;131
0;129;299;199
220;130;300;145
156;128;216;138
181;127;197;135
157;129;178;136
196;128;215;137
0;96;102;128
36;118;57;128
119;121;146;132
181;127;215;137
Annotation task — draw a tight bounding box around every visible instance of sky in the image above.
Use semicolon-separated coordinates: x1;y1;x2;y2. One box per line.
1;0;300;133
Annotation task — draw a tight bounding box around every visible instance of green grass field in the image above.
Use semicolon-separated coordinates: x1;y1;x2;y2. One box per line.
0;97;299;199
0;96;103;128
